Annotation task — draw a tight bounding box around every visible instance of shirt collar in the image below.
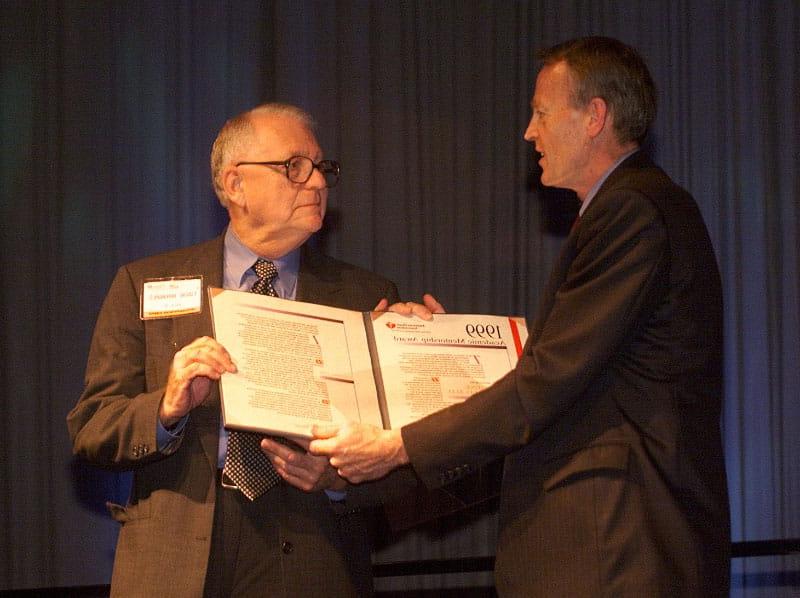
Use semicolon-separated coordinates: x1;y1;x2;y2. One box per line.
223;227;300;297
579;148;639;216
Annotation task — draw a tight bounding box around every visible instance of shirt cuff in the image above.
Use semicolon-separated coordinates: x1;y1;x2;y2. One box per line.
325;489;347;502
156;414;188;453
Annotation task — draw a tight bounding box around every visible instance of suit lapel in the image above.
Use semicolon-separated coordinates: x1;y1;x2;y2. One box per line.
528;229;580;346
174;236;224;336
172;235;225;474
295;245;348;307
529;151;651;343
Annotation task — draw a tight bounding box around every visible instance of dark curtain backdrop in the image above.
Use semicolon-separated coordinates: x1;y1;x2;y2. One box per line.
1;1;798;594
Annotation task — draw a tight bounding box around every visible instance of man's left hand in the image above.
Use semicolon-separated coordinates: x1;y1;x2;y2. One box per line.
260;436;346;492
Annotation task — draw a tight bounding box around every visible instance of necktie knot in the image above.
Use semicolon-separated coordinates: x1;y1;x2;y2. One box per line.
251;259;279;296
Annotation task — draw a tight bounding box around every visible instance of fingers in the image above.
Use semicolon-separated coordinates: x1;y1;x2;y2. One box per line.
262;439;319;479
173;336;237;374
308;423;347;455
162;337;236;421
309;424;407;483
385;301;432;320
307;436;336;456
373;298;389;311
286;436;311;451
384;301;413;316
384;295;445;321
310;424;340;442
423;293;446;314
261;437;339;493
407;301;435;321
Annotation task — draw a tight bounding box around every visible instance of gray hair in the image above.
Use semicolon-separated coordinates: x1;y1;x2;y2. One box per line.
210;103;317;207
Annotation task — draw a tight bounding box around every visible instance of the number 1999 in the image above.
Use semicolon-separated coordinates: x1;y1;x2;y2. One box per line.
465;324;502;339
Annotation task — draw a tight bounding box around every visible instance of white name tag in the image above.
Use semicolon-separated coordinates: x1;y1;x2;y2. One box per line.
141;276;203;320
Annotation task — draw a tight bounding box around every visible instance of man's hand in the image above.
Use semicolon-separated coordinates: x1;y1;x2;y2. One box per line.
381;293;446;321
160;336;236;428
309;423;409;483
260;436;346;493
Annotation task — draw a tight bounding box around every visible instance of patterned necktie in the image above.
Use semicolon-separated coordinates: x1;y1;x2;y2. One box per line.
222;258;282;500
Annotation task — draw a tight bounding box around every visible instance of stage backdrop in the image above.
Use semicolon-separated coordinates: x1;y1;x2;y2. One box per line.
1;1;797;594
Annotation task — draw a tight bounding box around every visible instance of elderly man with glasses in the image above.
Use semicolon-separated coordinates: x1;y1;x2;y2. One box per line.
68;103;413;597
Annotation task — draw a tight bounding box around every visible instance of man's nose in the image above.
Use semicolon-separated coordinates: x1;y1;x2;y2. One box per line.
305;165;327;189
523;119;537;142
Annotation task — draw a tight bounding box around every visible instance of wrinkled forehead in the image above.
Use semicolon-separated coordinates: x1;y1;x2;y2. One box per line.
249;113;323;159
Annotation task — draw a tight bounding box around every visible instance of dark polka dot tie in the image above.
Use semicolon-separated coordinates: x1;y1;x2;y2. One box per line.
222;259;282;500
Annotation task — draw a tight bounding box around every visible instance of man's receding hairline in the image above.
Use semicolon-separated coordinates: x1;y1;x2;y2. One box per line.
246;103;317;132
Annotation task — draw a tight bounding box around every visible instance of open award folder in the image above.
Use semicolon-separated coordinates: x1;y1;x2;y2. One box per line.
208;287;528;439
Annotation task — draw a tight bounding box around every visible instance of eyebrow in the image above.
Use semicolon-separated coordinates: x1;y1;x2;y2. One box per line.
291;149;324;161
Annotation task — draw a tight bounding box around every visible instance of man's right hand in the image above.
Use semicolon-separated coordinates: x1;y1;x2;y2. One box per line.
160;336;236;428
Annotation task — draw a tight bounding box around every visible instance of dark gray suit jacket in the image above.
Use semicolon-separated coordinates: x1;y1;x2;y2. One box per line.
68;233;400;598
403;152;731;596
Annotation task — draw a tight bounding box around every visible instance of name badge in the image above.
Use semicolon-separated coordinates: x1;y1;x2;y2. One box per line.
141;276;203;320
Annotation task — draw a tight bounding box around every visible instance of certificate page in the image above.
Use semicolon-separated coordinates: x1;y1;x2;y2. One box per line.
369;312;528;429
209;288;383;438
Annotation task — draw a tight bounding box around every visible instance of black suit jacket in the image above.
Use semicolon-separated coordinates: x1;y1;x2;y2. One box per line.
403;152;730;596
68;233;400;598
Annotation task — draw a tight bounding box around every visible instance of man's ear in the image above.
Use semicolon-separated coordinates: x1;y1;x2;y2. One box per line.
222;165;246;208
586;97;609;138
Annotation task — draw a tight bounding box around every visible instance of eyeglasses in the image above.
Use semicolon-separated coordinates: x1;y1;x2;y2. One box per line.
236;156;340;188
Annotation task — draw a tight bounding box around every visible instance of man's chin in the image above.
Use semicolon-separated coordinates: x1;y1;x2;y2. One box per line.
297;216;325;237
308;215;325;232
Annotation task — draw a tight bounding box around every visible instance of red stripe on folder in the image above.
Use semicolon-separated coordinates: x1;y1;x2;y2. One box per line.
509;318;523;357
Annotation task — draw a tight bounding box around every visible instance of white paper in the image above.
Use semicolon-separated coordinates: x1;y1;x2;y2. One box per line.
209;288;528;437
369;311;528;428
209;288;383;438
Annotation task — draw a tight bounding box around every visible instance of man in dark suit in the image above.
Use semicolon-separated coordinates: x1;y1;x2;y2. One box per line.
310;37;731;596
67;103;402;597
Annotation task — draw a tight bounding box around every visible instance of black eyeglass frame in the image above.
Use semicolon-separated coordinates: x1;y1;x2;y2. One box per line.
236;156;340;188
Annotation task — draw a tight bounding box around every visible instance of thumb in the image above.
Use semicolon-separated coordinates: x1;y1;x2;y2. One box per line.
309;424;341;455
311;423;340;439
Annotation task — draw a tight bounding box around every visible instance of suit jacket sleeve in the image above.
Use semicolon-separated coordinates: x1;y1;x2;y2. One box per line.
403;189;669;489
67;264;173;470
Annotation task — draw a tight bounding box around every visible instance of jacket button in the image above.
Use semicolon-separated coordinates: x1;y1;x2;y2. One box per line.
282;541;293;554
